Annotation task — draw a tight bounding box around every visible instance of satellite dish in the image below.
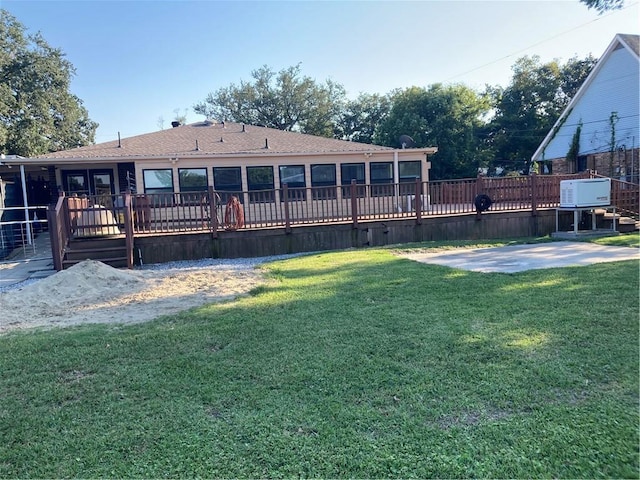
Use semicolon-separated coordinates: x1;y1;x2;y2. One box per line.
398;134;416;149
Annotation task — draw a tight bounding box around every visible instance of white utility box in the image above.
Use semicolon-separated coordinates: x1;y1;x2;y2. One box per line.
560;178;611;208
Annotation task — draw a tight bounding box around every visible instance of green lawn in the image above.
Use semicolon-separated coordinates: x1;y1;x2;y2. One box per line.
1;235;638;478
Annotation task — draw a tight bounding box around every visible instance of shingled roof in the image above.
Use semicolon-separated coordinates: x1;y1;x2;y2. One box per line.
618;33;639;57
35;121;398;160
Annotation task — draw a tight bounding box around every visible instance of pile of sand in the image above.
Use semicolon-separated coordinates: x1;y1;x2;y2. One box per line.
0;259;264;333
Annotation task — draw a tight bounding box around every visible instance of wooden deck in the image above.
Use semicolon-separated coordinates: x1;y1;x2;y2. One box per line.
46;173;638;269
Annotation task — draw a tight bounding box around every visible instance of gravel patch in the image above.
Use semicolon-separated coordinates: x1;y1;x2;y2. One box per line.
139;252;311;272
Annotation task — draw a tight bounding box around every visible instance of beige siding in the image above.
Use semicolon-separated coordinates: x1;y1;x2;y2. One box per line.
135;151;433;194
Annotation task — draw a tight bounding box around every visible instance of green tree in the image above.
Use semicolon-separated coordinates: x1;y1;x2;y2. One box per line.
0;10;97;156
486;55;596;174
194;64;346;138
560;55;598;98
375;84;492;179
335;92;391;143
579;0;623;13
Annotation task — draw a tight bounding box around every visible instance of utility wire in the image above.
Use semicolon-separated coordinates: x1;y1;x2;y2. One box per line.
443;2;639;83
478;114;639;138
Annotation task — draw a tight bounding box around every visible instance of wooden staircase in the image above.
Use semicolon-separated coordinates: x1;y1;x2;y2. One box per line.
62;236;129;269
594;209;640;233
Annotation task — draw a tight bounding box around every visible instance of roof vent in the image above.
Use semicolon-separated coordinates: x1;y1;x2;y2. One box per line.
220;137;224;143
242;124;246;132
264;138;269;149
171;121;181;128
195;140;200;151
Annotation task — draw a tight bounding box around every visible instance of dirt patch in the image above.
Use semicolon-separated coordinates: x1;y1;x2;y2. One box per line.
0;259;264;334
434;408;513;430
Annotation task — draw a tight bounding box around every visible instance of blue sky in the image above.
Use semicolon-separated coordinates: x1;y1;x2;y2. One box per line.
3;0;639;143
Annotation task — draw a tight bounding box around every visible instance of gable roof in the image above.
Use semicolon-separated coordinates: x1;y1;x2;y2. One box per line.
32;121;410;162
532;33;640;162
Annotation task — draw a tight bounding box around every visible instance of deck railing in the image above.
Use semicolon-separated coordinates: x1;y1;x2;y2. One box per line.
124;173;594;233
0;205;49;260
130;191;216;234
594;174;640;219
46;192;136;269
51;172;610;239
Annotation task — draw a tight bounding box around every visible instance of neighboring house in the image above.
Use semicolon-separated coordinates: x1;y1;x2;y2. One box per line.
532;33;639;182
0;121;437;204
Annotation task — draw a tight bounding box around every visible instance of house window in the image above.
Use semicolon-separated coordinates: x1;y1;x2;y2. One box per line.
63;169;114;199
311;164;336;199
178;168;208;192
370;162;393;196
143;169;174;194
66;174;88;195
247;166;274;202
577;155;588;172
398;161;422;195
279;165;306;201
213;167;242;203
341;163;365;198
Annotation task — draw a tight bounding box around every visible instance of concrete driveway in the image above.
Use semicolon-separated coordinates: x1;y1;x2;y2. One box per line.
399;241;639;273
0;233;55;291
0;257;54;290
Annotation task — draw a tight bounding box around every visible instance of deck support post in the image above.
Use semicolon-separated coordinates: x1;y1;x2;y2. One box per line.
415;178;422;225
123;191;134;269
283;183;291;233
208;186;218;239
47;202;63;271
351;180;358;229
530;172;538;216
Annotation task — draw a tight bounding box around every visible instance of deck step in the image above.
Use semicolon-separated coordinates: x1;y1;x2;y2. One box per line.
63;256;128;264
617;220;640;233
65;246;127;254
598;214;639;233
62;256;129;268
63;235;129;269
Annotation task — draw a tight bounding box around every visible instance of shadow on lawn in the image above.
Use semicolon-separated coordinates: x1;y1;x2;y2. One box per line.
1;249;637;478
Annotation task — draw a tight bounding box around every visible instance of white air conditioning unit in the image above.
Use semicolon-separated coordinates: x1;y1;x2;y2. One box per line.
560;178;611;208
406;194;431;212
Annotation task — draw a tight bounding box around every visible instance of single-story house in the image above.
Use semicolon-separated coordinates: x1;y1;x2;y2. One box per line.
0;121;437;206
532;33;639;182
